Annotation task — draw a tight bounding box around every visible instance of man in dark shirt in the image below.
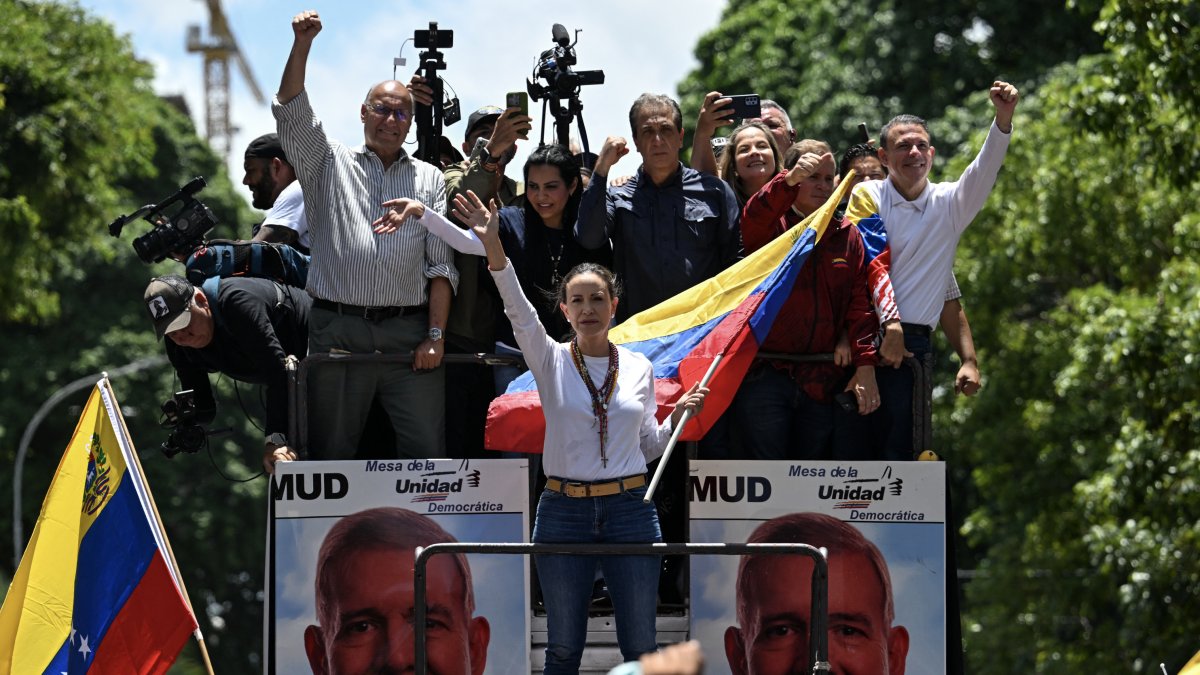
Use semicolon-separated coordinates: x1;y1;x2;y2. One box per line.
575;93;741;322
143;275;311;473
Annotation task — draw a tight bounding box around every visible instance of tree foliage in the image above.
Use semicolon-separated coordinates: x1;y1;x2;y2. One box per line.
1;1;264;671
676;0;1102;152
933;18;1200;675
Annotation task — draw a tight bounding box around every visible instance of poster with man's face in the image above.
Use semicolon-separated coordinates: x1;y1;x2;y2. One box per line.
268;459;530;675
690;460;946;675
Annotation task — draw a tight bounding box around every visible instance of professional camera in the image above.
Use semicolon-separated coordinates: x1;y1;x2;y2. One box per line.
527;24;605;101
526;24;605;156
108;177;218;263
409;21;462;165
159;390;207;458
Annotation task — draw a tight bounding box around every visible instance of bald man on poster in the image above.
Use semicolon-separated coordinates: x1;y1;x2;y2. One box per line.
726;512;910;675
304;507;490;675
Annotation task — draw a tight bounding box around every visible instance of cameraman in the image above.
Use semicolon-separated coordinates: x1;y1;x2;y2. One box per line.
244;133;311;255
143;275;311;473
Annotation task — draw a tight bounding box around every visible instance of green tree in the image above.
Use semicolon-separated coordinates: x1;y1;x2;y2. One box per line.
936;44;1200;675
1;2;266;672
676;0;1102;153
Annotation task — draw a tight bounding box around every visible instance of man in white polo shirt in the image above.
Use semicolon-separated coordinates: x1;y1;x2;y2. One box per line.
845;80;1019;458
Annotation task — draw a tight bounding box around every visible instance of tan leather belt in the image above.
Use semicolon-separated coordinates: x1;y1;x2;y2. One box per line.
545;475;646;498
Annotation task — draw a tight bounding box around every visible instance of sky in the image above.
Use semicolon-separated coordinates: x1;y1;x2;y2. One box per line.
75;0;729;208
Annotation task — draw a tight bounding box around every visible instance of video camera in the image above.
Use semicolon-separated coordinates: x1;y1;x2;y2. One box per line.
108;177;217;264
159;390;207;458
527;24;605;101
410;21;461;165
526;24;605;156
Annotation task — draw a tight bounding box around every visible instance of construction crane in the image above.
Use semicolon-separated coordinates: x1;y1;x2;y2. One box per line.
186;0;266;159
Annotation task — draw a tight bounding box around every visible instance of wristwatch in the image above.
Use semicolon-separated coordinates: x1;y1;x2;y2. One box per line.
265;432;288;447
427;327;444;342
477;139;501;171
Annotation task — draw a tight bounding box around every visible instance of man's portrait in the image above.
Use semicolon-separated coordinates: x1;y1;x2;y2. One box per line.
689;507;946;675
271;461;530;675
303;508;489;675
724;513;909;675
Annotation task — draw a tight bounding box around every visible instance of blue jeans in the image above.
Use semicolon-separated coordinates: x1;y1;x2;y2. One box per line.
871;330;932;460
731;364;835;460
533;484;662;673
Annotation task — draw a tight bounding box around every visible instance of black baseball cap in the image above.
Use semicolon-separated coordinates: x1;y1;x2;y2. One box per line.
465;106;504;141
245;133;288;161
144;275;194;340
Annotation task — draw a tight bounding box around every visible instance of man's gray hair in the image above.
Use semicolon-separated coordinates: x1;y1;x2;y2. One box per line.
760;99;793;132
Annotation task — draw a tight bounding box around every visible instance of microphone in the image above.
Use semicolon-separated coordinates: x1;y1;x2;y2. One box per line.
551;23;569;47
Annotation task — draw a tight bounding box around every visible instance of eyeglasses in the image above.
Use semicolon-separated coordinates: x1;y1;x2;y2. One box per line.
367;103;410;123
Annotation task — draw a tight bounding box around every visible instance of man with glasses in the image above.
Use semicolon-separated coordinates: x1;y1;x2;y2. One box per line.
273;10;458;461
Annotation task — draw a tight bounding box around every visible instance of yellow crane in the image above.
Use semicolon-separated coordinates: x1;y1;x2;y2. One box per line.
186;0;265;159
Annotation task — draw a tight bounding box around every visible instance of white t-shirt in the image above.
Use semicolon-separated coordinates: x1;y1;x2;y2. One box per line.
262;180;309;249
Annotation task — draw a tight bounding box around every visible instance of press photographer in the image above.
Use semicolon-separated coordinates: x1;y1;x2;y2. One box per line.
143;274;310;473
109;176;309;288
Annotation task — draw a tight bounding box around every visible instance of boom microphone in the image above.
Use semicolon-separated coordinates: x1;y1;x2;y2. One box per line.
552;23;569;46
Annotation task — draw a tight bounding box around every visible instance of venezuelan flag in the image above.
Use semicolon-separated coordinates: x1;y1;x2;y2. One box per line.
844;184;898;323
1181;649;1200;675
485;174;856;453
0;383;197;674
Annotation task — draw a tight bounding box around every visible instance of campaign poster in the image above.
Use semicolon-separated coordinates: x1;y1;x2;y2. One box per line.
269;458;530;675
690;460;946;675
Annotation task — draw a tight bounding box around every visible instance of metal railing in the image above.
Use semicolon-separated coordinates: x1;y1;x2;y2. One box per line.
413;541;832;675
286;352;524;457
285;350;933;457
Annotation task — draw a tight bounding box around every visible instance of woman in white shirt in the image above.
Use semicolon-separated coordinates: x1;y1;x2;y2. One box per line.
453;189;707;673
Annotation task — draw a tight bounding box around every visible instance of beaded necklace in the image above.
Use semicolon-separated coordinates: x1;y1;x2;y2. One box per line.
568;337;620;467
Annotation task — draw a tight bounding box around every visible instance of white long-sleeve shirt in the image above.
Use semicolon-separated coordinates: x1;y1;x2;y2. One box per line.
848;120;1011;327
490;262;674;481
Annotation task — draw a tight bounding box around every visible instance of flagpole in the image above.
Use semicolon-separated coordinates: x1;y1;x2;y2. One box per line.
99;376;216;675
644;354;724;503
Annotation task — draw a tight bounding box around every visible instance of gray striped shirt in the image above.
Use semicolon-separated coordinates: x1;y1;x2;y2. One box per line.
273;90;457;307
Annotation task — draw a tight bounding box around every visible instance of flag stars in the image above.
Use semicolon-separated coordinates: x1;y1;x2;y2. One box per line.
78;634;92;660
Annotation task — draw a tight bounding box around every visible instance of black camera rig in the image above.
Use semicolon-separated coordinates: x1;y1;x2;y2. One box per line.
108;177;217;264
159;390;207;458
410;21;461;165
527;23;605;159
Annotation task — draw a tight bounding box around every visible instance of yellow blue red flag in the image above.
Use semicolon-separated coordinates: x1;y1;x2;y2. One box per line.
0;381;198;674
485;174;855;452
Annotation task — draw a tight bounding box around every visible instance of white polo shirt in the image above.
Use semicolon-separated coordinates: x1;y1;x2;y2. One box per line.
847;120;1011;327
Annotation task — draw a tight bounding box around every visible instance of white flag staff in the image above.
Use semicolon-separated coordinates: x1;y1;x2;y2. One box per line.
644;356;721;503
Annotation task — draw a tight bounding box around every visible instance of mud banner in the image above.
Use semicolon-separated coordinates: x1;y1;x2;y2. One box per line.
690;460;946;675
268;458;530;675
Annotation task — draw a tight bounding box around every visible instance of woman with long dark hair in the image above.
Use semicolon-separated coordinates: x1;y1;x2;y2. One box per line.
456;189;706;673
488;144;611;389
